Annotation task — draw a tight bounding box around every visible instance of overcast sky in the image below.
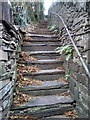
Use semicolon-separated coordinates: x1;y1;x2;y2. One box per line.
44;0;57;15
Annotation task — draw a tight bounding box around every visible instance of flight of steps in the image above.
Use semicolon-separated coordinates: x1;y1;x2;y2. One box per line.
10;22;76;119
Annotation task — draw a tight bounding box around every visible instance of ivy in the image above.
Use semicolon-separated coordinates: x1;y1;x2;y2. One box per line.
55;45;74;61
65;69;71;80
47;25;59;33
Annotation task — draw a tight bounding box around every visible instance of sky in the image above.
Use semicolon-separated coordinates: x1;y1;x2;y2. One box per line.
44;0;57;15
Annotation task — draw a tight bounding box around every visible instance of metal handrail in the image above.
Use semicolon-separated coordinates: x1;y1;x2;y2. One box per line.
50;12;90;78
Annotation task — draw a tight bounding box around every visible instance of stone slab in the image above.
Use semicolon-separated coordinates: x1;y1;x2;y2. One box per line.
23;38;59;42
28;51;59;55
20;95;74;108
19;59;63;64
22;43;60;46
0;62;6;75
0;49;8;61
0;78;10;90
26;34;58;38
12;104;74;118
18;81;68;91
22;45;60;51
23;69;65;76
0;81;12;100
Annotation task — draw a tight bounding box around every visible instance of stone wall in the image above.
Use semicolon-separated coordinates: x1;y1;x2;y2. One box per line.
0;1;21;119
0;21;21;120
48;1;90;118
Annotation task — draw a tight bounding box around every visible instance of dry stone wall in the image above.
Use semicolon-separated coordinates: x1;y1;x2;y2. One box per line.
48;1;90;118
0;21;21;120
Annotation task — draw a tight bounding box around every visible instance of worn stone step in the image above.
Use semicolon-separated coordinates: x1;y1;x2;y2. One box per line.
23;69;65;76
19;59;63;64
21;43;60;51
45;115;69;119
23;69;65;80
17;81;69;96
34;28;52;32
29;31;54;35
26;51;60;60
11;96;74;118
28;51;59;55
31;55;61;60
18;59;63;70
23;39;60;45
23;38;59;42
26;34;58;38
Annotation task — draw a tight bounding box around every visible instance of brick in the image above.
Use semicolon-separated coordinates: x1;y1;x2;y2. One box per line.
0;49;8;61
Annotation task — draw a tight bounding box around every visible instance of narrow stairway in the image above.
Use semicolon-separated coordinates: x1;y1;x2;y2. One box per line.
9;22;76;119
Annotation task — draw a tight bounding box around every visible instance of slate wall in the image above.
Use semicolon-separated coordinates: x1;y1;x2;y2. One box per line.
0;1;21;120
48;1;90;118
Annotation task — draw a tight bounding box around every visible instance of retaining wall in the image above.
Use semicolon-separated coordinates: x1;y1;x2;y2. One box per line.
0;2;21;119
48;1;90;118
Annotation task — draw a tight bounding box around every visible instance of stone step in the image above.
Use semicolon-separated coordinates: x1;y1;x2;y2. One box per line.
23;69;65;76
21;43;60;51
26;51;60;60
45;115;69;119
26;34;58;38
23;69;65;80
28;51;59;55
11;96;74;118
29;31;54;35
19;59;63;64
17;81;69;96
18;59;63;70
34;28;52;32
23;38;60;44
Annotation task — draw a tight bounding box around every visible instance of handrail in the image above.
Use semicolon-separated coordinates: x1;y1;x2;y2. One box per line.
50;12;90;78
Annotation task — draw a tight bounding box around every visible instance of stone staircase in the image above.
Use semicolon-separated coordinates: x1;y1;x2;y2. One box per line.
10;22;76;119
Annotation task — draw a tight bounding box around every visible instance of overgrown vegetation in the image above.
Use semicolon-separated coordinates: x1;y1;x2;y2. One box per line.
47;24;59;34
56;45;74;61
11;1;44;27
55;45;74;79
65;69;71;80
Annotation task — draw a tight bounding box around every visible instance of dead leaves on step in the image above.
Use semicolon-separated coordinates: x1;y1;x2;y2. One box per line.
63;110;78;119
18;52;37;61
16;75;43;87
56;66;65;70
14;92;34;106
17;64;40;73
25;23;37;33
23;36;32;40
56;77;69;83
23;41;32;44
9;116;40;120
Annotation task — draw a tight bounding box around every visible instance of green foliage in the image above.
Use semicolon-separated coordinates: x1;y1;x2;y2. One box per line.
47;25;59;33
56;45;74;61
65;69;70;80
11;1;44;27
47;25;56;30
53;29;59;33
